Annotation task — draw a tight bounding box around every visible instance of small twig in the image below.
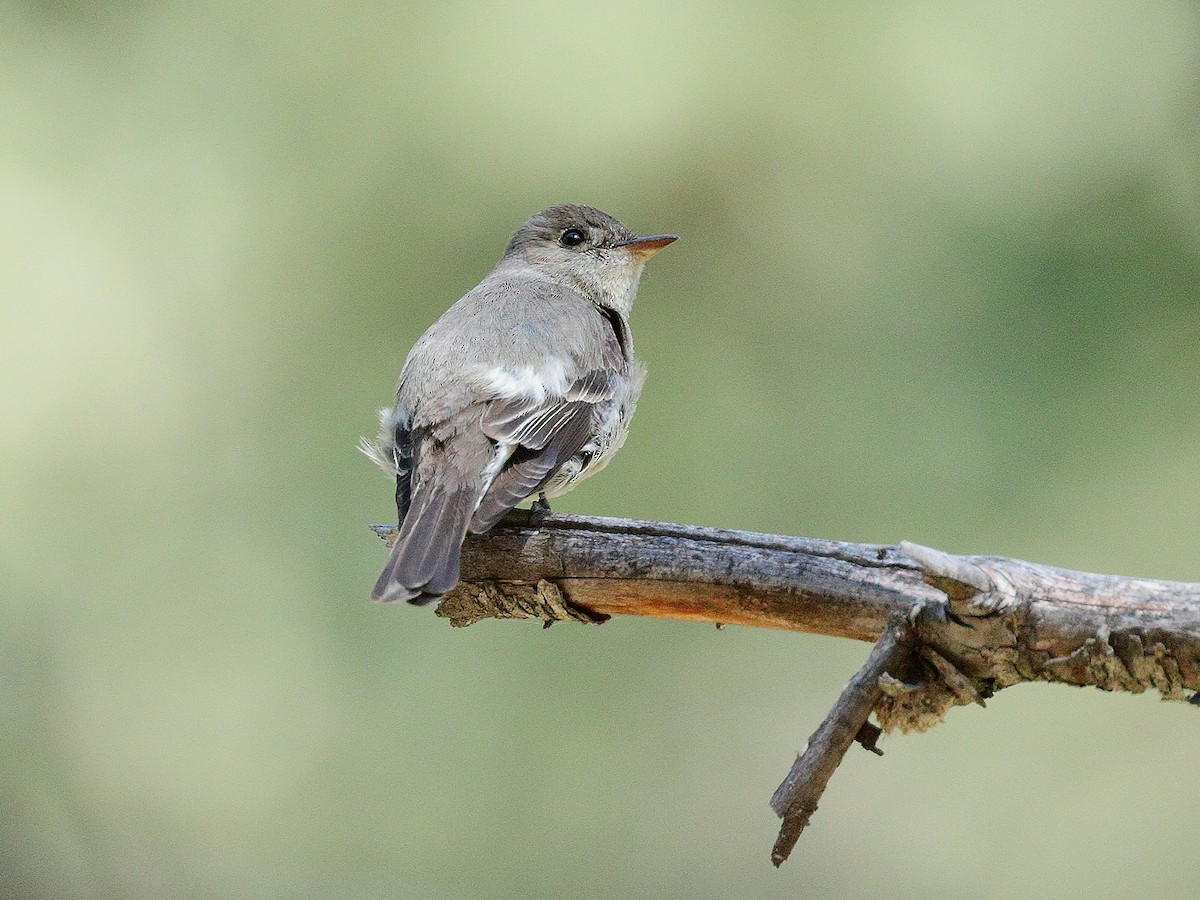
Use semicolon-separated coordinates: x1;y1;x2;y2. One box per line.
768;616;913;867
854;721;884;755
899;541;990;598
901;540;1018;615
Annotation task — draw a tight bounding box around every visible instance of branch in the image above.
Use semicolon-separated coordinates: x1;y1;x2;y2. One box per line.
371;512;1200;863
768;615;912;866
423;511;932;639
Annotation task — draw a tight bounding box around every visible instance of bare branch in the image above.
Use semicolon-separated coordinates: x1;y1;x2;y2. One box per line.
436;510;935;639
768;615;912;866
393;511;1200;697
370;511;1200;863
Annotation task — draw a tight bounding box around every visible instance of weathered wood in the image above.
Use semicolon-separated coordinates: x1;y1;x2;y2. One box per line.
428;512;1200;700
443;511;938;640
955;553;1200;697
769;617;912;866
372;511;1200;865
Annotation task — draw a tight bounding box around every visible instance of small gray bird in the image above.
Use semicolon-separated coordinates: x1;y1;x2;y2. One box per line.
362;205;676;604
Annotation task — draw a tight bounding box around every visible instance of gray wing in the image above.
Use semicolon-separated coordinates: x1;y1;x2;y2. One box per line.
468;370;616;533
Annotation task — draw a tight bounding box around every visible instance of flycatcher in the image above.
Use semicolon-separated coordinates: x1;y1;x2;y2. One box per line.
363;204;676;604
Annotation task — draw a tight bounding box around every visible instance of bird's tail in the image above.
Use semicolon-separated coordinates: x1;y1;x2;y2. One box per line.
371;487;477;605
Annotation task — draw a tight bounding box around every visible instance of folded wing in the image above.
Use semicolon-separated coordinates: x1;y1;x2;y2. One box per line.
469;369;617;533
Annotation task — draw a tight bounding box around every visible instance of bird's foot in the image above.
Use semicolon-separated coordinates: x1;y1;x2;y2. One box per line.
530;493;552;523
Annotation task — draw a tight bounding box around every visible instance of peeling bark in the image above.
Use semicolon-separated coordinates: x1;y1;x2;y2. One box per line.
370;512;1200;864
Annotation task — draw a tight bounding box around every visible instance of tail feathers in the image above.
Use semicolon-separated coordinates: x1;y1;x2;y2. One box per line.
372;487;476;605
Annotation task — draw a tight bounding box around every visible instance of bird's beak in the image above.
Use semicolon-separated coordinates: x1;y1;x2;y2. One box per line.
614;234;678;259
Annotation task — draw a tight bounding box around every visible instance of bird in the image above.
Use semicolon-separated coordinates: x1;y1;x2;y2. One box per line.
362;204;677;604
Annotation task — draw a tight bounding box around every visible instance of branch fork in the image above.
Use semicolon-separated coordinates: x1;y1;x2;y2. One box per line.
370;514;1200;865
768;541;1027;864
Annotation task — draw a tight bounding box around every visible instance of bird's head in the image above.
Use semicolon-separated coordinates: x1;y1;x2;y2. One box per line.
502;204;677;315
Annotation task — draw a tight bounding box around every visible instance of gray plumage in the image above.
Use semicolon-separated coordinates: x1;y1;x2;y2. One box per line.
363;205;676;604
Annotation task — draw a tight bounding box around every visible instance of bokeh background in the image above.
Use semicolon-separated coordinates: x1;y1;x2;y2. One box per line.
3;1;1199;897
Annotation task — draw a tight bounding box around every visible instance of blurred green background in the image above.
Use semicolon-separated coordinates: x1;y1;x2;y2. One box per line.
3;1;1199;897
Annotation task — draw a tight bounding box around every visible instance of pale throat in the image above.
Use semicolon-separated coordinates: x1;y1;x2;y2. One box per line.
571;260;644;317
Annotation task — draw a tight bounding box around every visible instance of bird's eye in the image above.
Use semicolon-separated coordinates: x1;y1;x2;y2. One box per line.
560;228;586;247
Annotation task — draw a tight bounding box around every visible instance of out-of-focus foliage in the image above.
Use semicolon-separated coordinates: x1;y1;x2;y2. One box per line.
3;2;1199;897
